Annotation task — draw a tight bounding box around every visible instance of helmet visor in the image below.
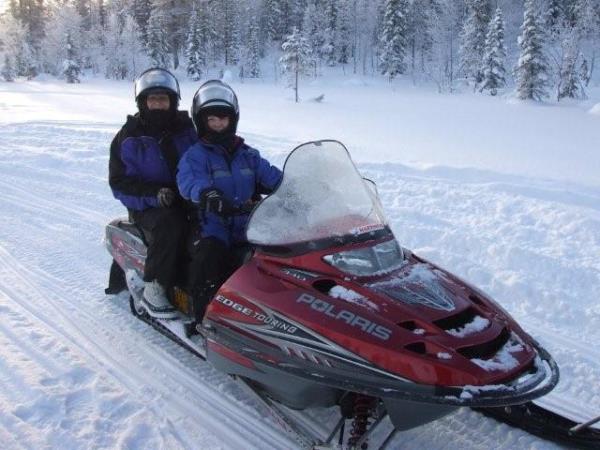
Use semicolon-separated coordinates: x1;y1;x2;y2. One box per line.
135;69;180;99
193;82;239;114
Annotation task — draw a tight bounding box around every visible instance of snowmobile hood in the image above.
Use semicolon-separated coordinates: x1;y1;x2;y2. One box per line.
205;141;558;406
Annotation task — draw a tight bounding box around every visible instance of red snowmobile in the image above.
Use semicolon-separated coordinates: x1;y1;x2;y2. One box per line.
106;140;599;449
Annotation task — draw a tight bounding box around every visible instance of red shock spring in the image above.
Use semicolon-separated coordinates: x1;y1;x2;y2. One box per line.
348;394;375;449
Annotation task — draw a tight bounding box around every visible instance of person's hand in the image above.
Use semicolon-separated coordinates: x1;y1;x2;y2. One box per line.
157;187;176;208
200;188;231;216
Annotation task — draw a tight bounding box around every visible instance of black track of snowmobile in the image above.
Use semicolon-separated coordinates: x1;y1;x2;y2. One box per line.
475;403;600;449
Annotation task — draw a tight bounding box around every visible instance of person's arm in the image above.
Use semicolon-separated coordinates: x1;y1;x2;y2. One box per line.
176;147;212;204
251;149;283;193
109;132;162;210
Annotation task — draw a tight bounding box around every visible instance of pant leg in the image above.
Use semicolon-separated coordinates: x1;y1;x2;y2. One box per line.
131;207;188;287
187;237;233;321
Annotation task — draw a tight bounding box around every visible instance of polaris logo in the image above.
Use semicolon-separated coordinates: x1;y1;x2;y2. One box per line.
296;293;392;341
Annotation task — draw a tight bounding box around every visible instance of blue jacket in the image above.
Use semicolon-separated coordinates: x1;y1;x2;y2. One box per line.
109;112;197;211
177;137;282;246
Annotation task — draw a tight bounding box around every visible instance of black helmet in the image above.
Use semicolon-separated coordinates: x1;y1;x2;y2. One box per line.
134;67;180;110
191;80;239;137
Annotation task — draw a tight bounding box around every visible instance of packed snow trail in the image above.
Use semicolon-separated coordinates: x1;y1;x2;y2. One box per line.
0;118;598;449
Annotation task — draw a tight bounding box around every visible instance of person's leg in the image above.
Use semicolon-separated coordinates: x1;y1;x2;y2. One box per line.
132;208;187;318
187;237;232;323
134;208;187;286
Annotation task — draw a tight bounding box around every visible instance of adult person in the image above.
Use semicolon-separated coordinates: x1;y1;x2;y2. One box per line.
177;80;282;325
109;67;197;319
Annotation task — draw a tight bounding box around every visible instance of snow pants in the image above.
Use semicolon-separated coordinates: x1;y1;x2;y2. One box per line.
187;237;251;322
131;207;188;288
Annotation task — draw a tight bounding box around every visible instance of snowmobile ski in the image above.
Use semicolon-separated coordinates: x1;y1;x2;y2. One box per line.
475;402;600;449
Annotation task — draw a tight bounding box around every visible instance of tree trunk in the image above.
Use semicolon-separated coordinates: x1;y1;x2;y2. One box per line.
295;63;299;103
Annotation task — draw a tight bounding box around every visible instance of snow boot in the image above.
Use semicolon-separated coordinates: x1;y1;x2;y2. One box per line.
142;280;178;319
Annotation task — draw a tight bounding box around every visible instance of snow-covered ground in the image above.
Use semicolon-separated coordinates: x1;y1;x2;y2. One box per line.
0;75;599;449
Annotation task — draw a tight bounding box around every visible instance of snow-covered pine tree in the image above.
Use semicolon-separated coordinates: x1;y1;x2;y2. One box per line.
77;0;92;31
63;32;81;83
480;7;506;96
323;0;338;66
0;12;35;79
545;0;563;35
263;0;287;43
104;11;127;80
280;27;313;102
580;57;591;86
223;0;241;65
515;0;550;101
378;0;409;81
459;0;490;85
336;0;352;67
104;7;141;80
557;48;585;100
185;0;208;80
406;0;441;80
553;0;594;100
132;0;152;48
288;0;305;31
8;0;20;20
302;0;328;75
98;0;107;28
18;0;46;75
2;55;16;81
147;0;188;69
244;19;262;78
146;0;171;68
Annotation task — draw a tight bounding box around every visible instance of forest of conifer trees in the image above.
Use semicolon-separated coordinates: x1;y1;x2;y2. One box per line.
1;0;599;100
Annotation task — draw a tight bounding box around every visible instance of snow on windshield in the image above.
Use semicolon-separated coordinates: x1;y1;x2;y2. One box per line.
246;141;387;246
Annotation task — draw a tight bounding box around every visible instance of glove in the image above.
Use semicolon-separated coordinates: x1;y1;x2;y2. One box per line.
199;188;231;216
157;187;176;208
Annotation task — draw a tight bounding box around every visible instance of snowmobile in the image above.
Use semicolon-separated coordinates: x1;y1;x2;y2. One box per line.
105;140;598;449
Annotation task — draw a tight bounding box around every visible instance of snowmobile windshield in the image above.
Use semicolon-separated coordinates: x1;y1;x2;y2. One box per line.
246;140;388;249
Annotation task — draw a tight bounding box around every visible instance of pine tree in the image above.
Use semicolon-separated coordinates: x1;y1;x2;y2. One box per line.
336;0;352;66
302;0;328;73
2;55;16;81
515;0;550;101
459;0;490;85
263;0;287;43
378;0;409;80
63;32;81;83
77;0;92;31
554;0;596;100
146;0;171;67
1;11;36;79
104;9;141;80
480;7;506;96
580;57;591;86
185;0;209;80
280;27;313;102
406;0;441;79
8;0;20;20
220;0;241;65
323;0;338;66
132;0;152;48
244;19;261;78
545;0;563;35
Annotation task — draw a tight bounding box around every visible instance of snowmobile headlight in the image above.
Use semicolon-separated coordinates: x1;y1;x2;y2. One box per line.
323;239;406;276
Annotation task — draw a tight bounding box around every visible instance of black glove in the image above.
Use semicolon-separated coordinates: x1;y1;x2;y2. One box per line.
199;188;232;216
157;187;176;208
